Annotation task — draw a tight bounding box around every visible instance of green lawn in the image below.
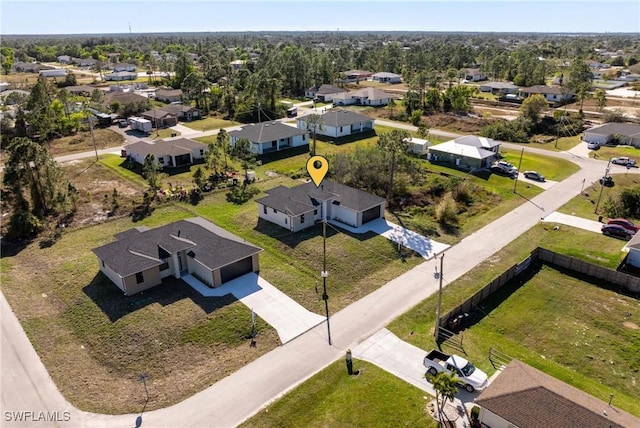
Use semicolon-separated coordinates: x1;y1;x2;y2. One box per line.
499;147;581;182
388;223;639;417
525;135;582;152
182;116;237;131
591;145;640;161
241;360;438;428
151;128;181;140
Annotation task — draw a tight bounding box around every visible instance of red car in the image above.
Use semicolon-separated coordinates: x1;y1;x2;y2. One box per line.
606;218;640;233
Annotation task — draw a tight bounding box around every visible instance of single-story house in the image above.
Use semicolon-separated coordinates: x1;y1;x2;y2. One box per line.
465;69;487;82
230;59;246;70
296;110;374;138
475;360;640;428
583;123;640;147
305;84;348;102
126;138;206;167
39;69;68;78
104;71;138;81
371;72;402;84
141;108;179;128
428;135;500;169
405;137;431;156
479;81;519;94
72;57;98;67
340;70;373;82
256;180;385;232
57;55;72;64
229;121;309;155
161;104;200;121
65;85;95;96
112;63;137;72
12;62;45;73
105;91;149;105
519;85;574;104
332;87;392;107
155;88;183;103
92;217;263;295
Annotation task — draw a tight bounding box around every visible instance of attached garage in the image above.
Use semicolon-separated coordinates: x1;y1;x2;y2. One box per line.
220;256;254;283
362;205;382;224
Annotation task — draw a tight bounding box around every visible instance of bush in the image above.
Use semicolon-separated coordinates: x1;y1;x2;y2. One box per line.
435;193;458;226
8;210;42;240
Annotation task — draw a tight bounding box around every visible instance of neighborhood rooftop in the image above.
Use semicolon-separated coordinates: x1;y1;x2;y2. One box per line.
585;123;640;138
229;121;308;143
126;138;204;158
317;109;373;127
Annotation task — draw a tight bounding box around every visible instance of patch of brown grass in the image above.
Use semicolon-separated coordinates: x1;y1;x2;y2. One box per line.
48;128;124;157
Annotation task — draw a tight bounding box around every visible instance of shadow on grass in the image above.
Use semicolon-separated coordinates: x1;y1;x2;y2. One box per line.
253;218;338;249
317;129;377;146
84;273;237;323
0;239;30;258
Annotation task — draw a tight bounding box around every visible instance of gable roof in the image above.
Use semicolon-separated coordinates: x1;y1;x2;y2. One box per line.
105;91;148;104
372;72;401;79
256;179;385;215
520;85;565;95
127;138;204;158
476;360;640;428
350;87;391;101
428;141;496;160
155;88;183;97
585;123;640;138
92;218;262;277
479;81;519;90
315;84;347;96
162;104;199;115
308;109;373;128
453;135;500;149
228;122;308;143
141;108;176;119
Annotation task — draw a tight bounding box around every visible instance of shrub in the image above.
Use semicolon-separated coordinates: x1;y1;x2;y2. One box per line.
435;193;458;226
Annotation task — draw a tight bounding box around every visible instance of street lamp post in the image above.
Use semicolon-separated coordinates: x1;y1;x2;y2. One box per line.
322;220;332;345
434;253;445;341
138;373;149;403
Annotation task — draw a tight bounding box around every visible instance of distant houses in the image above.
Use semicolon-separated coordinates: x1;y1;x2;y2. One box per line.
428;135;501;169
228;122;309;155
126;138;206;168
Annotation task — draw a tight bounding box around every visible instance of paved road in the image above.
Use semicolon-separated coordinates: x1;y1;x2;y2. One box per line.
3;120;637;427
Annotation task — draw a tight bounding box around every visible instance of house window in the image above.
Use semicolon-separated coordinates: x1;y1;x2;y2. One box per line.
263;205;267;215
158;157;164;163
135;272;144;284
314;209;318;215
273;208;277;214
101;260;105;268
301;214;305;223
200;149;204;156
285;218;288;224
302;134;306;141
160;262;169;271
340;126;343;132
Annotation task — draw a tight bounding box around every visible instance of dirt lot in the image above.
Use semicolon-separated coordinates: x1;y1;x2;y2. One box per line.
47;128;125;157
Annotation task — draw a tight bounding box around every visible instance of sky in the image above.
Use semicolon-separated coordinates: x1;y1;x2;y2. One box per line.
1;0;639;35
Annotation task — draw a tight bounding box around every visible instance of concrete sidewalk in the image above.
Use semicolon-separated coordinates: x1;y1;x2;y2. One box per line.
183;273;325;344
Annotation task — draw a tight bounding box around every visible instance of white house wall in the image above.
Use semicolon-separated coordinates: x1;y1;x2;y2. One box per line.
582;133;609;145
98;259;126;293
259;203;294;231
187;256;215;287
479;408;512;428
330;205;358;227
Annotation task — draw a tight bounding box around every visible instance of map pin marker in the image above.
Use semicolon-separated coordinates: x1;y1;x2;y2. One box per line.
306;155;329;187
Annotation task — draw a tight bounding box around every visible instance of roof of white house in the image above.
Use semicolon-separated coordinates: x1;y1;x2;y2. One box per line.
350;87;391;101
585;123;640;138
127;138;205;158
229;121;308;143
308;109;373;128
372;72;401;79
453;135;500;149
480;81;519;90
405;137;430;147
520;85;566;95
428;141;496;160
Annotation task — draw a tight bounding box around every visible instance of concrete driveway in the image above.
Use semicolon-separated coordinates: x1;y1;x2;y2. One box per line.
542;211;604;233
330;218;450;259
183;273;325;344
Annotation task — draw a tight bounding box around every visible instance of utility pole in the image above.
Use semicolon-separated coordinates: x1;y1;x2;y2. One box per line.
595;158;612;214
434;253;445;341
321;220;331;345
513;147;524;193
85;105;98;161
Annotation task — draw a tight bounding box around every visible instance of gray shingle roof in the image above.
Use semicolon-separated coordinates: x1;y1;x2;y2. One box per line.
306;110;373;128
585;123;640;138
155;88;182;97
228;122;308;143
475;360;640;428
141;109;176;119
315;84;347;95
92;218;262;277
127;138;205;158
256;180;385;215
520;85;565;95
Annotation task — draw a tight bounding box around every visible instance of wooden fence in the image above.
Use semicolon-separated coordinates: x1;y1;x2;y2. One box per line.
437;247;639;331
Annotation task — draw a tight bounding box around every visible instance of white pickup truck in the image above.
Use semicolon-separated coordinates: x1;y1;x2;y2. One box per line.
423;349;488;392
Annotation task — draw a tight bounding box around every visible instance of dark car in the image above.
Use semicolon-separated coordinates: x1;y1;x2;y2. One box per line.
524;171;545;182
600;176;614;187
118;119;128;128
601;224;635;240
607;218;640;233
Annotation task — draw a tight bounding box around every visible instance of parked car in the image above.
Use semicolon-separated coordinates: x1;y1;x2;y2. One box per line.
496;160;518;174
611;157;636;166
600;176;614;187
490;165;516;177
523;171;545;182
117;119;128;128
607;218;640;233
423;349;488;392
601;224;635;240
586;141;600;150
